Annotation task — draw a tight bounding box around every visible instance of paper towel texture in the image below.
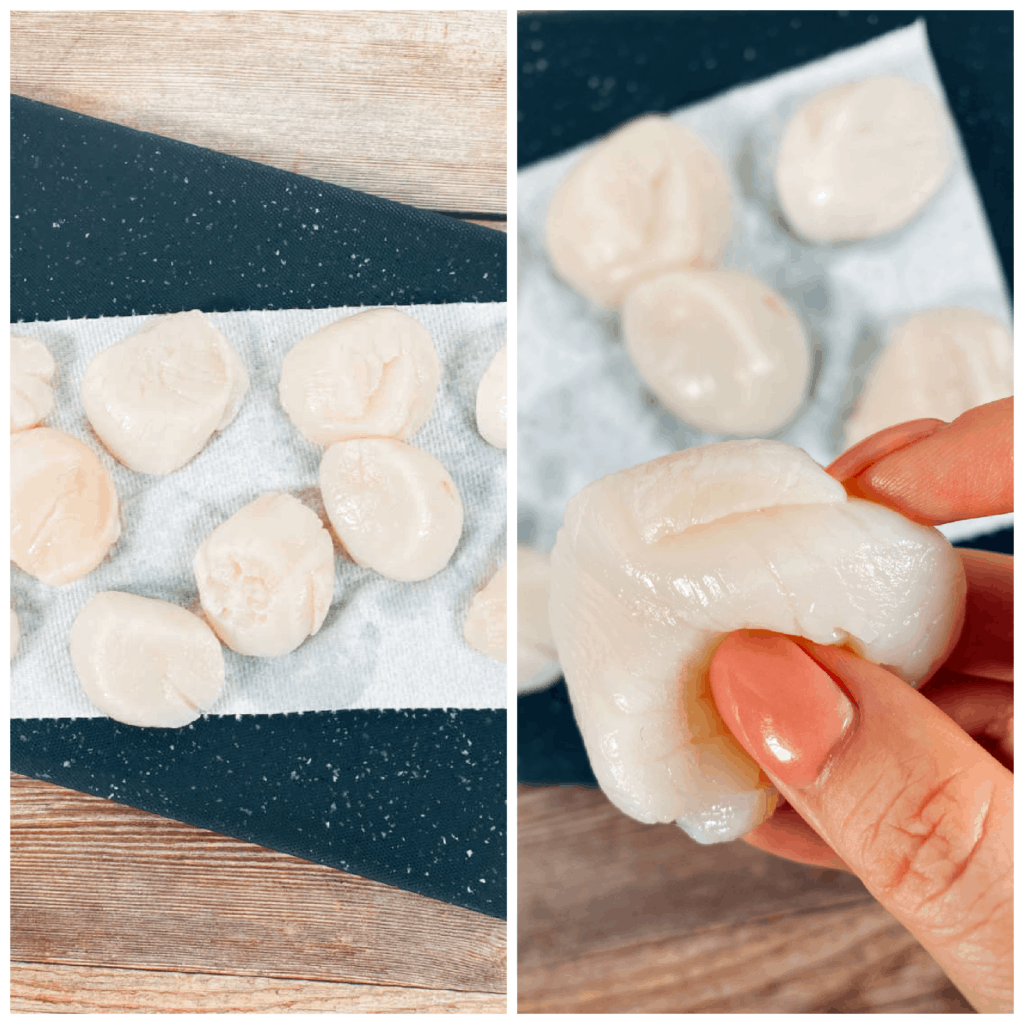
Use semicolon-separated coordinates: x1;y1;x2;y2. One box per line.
12;303;507;719
519;22;1012;553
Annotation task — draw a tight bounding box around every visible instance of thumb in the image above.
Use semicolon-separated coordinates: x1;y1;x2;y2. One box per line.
710;631;1013;1014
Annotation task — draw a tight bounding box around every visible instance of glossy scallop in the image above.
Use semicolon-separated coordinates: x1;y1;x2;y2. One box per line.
11;333;56;432
476;345;507;449
464;562;507;662
80;310;249;475
845;308;1013;449
546;115;733;309
279;307;440;446
621;269;810;435
194;492;335;657
11;428;121;586
70;591;225;728
776;76;951;243
320;438;463;582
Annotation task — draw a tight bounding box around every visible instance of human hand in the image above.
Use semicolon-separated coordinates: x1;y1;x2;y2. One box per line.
709;397;1013;1013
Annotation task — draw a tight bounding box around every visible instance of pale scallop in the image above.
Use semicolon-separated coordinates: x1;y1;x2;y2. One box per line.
549;440;965;844
464;562;507;662
81;310;248;476
517;546;560;695
476;345;507;448
11;333;56;432
845;308;1013;449
11;610;20;661
546;115;734;309
622;269;810;435
320;438;463;582
11;428;121;586
70;591;224;728
279;307;440;446
776;76;951;243
194;492;335;658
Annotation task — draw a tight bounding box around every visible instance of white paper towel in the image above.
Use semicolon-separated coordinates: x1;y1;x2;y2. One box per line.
12;302;508;719
518;22;1012;554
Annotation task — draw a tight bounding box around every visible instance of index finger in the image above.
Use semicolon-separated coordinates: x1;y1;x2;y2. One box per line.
827;398;1013;526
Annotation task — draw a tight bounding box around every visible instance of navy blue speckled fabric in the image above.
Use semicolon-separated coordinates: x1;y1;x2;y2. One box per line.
12;96;506;323
517;11;1012;790
11;97;507;919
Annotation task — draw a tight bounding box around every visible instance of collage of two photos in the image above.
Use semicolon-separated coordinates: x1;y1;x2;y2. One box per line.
10;8;1014;1016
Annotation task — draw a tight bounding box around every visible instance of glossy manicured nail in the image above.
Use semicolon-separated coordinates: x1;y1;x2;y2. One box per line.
826;418;945;484
710;631;855;789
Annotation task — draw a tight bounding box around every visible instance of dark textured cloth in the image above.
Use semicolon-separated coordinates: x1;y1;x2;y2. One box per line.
11;96;507;918
517;11;1012;789
12;95;506;323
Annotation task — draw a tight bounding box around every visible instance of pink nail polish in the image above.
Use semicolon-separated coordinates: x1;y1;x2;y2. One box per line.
710;632;855;788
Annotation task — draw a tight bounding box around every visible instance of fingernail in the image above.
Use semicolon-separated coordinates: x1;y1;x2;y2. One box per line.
710;632;855;789
826;418;945;484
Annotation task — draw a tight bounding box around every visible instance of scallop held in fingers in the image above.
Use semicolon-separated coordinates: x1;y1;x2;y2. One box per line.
320;438;463;582
11;428;121;586
622;269;810;435
476;345;507;448
11;334;56;432
70;591;225;728
279;307;440;446
194;492;335;657
549;439;965;844
80;309;249;475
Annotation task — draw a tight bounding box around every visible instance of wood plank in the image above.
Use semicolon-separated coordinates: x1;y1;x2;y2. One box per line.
517;784;972;1013
11;963;506;1014
12;774;505;994
10;11;506;215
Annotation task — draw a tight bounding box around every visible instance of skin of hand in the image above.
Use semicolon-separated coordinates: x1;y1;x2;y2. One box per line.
709;397;1013;1013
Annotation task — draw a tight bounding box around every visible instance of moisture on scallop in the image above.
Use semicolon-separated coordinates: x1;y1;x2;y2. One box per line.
319;438;463;582
11;428;121;586
279;307;440;446
80;310;249;475
548;439;966;845
545;115;734;309
621;269;810;435
194;492;335;658
70;591;225;728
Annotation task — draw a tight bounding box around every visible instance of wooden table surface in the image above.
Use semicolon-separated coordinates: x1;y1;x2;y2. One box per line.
11;10;506;1014
518;785;973;1013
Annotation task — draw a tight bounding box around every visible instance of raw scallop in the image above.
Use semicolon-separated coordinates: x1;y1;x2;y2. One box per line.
279;307;440;446
517;546;560;695
776;76;950;243
549;439;965;844
11;428;121;586
194;492;334;657
546;115;733;309
622;270;810;435
476;345;507;448
70;591;225;728
81;310;249;475
320;438;463;582
845;308;1013;449
464;562;507;662
11;334;56;432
